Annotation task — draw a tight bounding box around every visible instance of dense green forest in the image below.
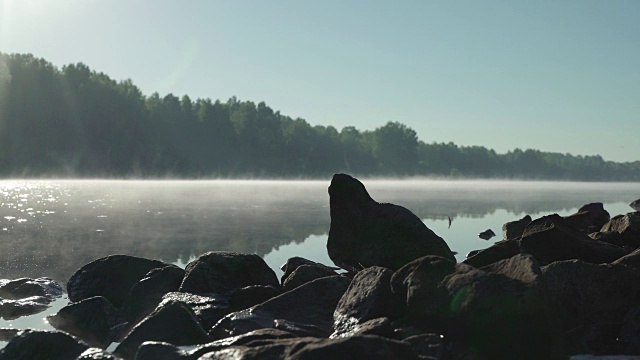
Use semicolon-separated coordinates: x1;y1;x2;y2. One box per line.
0;53;638;180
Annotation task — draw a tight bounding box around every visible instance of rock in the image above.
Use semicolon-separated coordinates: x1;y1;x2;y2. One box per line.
179;251;279;296
619;305;640;354
286;335;420;360
631;199;640;211
502;214;532;240
0;328;18;342
564;203;611;233
392;255;561;359
542;260;640;354
463;239;520;268
211;275;351;339
188;328;297;359
229;285;280;311
327;173;454;272
114;299;211;360
134;341;187;360
520;214;629;265
601;212;640;249
478;229;496;240
614;248;640;269
280;257;338;284
47;296;122;348
332;267;399;338
0;329;89;360
67;255;171;307
0;277;63;300
590;231;626;248
333;317;393;338
76;348;120;359
403;333;444;359
281;265;337;292
198;337;319;360
0;297;50;320
162;292;229;331
124;265;185;323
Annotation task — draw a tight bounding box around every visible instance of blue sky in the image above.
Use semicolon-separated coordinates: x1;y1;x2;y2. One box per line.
1;0;638;162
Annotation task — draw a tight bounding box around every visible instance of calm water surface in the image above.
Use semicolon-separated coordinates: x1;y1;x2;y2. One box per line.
0;179;639;338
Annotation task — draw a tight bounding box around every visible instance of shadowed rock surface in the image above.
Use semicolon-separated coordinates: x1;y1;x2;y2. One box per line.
124;265;185;324
601;212;640;249
502;214;531;240
281;264;337;292
327;173;454;272
179;251;279;296
631;199;640;211
67;255;171;307
0;329;89;360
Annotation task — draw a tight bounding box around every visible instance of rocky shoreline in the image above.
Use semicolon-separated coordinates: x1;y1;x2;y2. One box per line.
1;175;640;359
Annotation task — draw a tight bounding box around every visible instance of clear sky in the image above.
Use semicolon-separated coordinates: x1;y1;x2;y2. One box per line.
1;0;638;162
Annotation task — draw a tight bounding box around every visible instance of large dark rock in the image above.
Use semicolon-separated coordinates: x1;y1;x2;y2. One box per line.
281;264;337;292
589;231;626;248
463;239;520;268
211;275;351;339
76;348;120;359
392;255;562;359
618;305;640;354
229;285;280;311
47;296;122;348
286;335;420;360
0;329;89;360
564;202;611;233
520;214;628;265
601;212;640;249
198;337;319;360
114;299;211;360
502;214;531;240
630;199;640;211
188;328;298;359
124;265;185;323
542;259;640;354
332;267;399;338
0;297;50;320
327;173;454;272
280;257;338;284
67;255;171;307
0;277;63;300
134;341;188;360
179;251;279;296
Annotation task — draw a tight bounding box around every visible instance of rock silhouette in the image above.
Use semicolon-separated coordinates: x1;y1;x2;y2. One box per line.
327;173;455;272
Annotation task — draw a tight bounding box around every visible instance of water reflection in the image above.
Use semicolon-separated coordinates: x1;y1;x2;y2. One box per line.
0;180;638;286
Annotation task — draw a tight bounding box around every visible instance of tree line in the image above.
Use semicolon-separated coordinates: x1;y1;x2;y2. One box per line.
0;53;638;180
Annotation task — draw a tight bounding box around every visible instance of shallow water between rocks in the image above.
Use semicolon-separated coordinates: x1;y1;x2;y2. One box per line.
1;179;639;346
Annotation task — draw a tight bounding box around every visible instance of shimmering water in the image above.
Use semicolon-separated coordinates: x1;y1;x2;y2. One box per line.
0;179;639;340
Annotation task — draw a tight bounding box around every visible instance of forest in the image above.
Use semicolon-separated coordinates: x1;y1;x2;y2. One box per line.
0;52;639;180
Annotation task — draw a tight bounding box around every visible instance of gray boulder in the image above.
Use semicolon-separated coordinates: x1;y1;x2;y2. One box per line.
179;251;279;296
327;173;454;272
601;212;640;249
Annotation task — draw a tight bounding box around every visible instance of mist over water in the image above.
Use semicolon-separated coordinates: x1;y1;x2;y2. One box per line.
0;179;638;284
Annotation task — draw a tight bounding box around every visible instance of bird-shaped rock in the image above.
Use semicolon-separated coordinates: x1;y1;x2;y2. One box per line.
327;173;456;272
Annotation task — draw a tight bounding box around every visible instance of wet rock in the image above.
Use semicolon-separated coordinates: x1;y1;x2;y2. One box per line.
211;275;351;339
124;265;185;323
0;329;89;360
502;214;532;240
601;212;640;249
0;297;50;320
332;267;398;338
463;239;520;268
179;251;279;296
282;264;337;292
229;285;280;311
286;335;420;360
542;260;640;354
0;328;18;342
480;253;543;283
162;292;229;331
280;257;339;284
520;214;628;265
392;255;561;359
188;328;297;359
76;347;120;359
114;299;211;360
614;248;640;269
198;337;319;360
478;229;496;240
0;277;63;300
631;199;640;211
327;173;454;272
134;341;187;360
67;255;171;307
564;202;611;233
619;305;640;354
403;333;444;359
47;296;122;348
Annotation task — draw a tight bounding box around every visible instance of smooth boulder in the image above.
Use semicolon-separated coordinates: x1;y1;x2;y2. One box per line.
0;329;89;360
327;173;454;272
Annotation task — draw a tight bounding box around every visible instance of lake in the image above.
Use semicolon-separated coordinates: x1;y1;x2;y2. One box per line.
1;179;639;338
